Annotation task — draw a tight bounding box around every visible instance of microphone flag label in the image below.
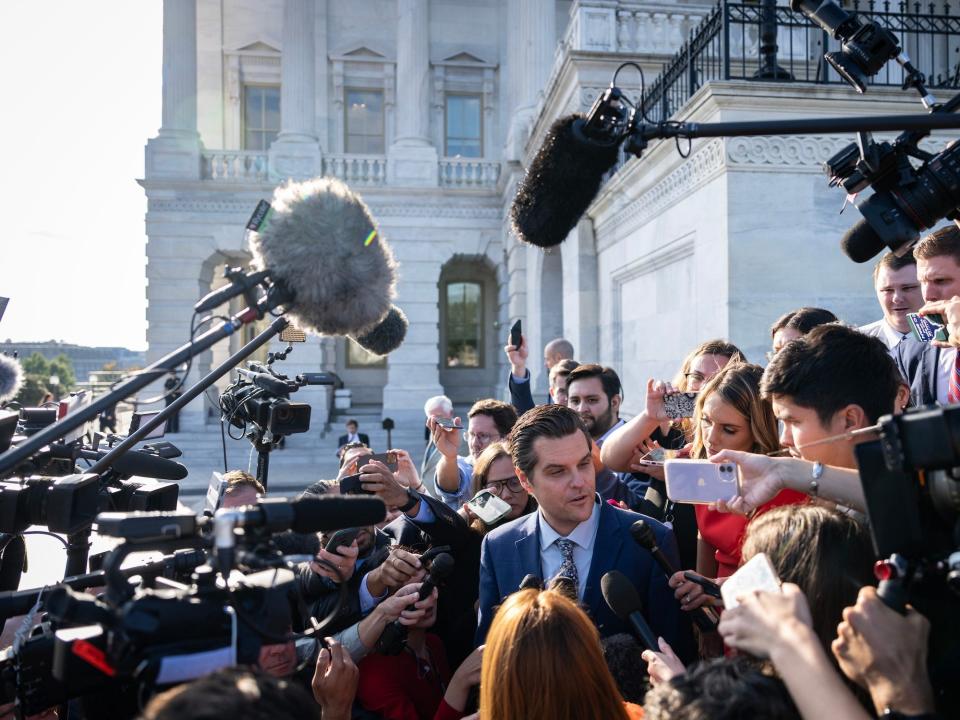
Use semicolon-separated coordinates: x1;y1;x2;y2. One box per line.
246;200;274;232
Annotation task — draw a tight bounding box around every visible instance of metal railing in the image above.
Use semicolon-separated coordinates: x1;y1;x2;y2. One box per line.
641;1;960;123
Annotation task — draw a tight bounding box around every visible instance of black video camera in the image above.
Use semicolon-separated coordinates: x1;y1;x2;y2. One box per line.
219;362;312;440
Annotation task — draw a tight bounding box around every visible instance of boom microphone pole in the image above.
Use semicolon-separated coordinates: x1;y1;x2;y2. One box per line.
89;316;289;477
0;288;289;477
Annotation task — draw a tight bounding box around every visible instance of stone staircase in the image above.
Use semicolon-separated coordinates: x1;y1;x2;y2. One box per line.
164;406;430;511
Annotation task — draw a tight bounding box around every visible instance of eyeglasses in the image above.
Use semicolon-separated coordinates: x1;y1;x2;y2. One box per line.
685;372;706;384
466;431;500;444
485;476;523;496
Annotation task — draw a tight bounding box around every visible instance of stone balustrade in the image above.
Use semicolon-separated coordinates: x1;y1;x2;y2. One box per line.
322;154;388;185
201;150;269;182
566;1;710;55
438;158;501;188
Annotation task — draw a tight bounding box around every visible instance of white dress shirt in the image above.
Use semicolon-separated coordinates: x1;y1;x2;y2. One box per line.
859;319;910;353
937;346;957;405
537;497;602;599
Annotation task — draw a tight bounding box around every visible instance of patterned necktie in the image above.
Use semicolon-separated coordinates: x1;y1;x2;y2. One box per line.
555;538;579;592
948;351;960;404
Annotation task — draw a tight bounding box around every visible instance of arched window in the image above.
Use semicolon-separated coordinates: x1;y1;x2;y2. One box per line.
444;281;483;368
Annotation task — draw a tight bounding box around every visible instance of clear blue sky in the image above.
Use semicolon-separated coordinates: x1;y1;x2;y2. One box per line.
0;1;162;351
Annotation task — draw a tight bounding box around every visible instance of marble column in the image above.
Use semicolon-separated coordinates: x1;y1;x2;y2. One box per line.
388;0;438;185
504;0;555;162
270;0;322;180
146;0;201;179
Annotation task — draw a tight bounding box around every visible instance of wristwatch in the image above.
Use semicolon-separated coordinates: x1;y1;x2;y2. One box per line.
398;487;420;513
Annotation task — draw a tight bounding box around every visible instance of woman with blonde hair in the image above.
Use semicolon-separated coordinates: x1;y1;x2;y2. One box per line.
480;589;642;720
669;363;806;613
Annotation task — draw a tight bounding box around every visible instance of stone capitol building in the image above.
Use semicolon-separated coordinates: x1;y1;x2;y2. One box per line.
142;0;960;446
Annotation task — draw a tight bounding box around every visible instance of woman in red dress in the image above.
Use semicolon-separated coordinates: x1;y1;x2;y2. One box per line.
668;363;807;612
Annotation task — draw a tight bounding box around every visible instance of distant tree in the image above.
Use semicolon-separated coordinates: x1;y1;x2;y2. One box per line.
15;352;77;406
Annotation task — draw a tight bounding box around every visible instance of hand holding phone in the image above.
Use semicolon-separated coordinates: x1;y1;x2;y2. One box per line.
357;452;399;472
907;312;948;343
664;459;739;504
509;319;522;349
720;552;781;610
663;392;698;419
324;528;362;556
465;489;512;525
339;473;374;496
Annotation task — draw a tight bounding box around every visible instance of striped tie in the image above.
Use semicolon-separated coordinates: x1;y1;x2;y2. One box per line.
949;351;960;405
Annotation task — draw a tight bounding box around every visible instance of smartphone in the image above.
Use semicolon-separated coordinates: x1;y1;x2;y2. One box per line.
434;417;458;430
323;527;361;556
907;312;948;343
664;459;739;504
637;447;680;466
339;473;374;496
509;319;522;349
720;552;781;609
683;571;722;599
466;489;512;525
663;392;698;419
356;451;399;472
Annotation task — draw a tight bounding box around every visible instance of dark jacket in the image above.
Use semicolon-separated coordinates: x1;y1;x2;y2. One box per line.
508;370;537;416
896;336;941;407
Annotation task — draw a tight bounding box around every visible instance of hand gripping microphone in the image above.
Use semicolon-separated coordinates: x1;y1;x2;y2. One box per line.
630;520;719;631
248;177;408;355
601;570;660;652
377;552;455;655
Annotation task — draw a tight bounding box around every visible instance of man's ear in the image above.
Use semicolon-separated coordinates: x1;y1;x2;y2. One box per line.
611;394;622;413
840;404;868;431
517;468;535;494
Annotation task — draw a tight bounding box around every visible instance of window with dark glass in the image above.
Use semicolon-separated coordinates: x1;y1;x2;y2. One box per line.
347;338;386;368
345;89;385;153
445;94;482;157
445;282;482;368
243;85;280;151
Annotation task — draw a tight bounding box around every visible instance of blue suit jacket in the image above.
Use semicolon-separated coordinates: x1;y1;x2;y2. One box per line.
896;336;941;407
476;499;692;658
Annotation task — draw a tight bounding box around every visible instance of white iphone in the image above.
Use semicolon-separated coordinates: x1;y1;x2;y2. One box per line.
466;489;512;525
720;552;782;609
664;459;739;504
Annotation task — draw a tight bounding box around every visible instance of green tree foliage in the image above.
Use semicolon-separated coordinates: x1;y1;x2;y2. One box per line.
15;352;76;406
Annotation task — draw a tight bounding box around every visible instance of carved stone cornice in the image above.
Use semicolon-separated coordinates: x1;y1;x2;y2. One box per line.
725;134;948;170
148;197;502;220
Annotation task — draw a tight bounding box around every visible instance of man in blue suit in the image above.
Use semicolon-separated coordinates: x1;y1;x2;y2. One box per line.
476;404;690;658
896;226;960;408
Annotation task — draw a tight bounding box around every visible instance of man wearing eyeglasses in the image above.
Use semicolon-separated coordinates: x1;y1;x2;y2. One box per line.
427;399;518;510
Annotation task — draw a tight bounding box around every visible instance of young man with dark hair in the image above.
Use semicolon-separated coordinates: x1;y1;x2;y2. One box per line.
712;323;904;515
565;363;623;442
429;398;518;509
337;419;370;458
860;252;922;353
898;225;960;407
475;404;688;655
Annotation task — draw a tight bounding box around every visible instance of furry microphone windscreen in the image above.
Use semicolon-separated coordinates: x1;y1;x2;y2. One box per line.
0;354;23;404
352;305;408;356
249;177;398;337
510;114;622;248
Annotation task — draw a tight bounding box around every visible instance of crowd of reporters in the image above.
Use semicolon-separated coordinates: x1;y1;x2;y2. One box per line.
10;225;960;719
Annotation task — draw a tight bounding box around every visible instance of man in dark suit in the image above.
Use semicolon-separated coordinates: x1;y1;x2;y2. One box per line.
337;418;370;457
476;404;690;658
504;334;576;414
896;226;960;407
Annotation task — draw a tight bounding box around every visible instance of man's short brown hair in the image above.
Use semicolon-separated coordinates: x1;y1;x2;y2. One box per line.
549;359;580;387
509;404;591;479
873;250;917;282
223;470;265;496
913;224;960;266
468;399;519;437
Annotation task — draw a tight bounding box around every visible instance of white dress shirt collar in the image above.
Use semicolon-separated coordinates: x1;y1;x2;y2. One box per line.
538;495;602;551
878;320;909;350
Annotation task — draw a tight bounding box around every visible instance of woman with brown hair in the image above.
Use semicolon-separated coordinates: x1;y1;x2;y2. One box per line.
460;441;536;535
480;588;641;720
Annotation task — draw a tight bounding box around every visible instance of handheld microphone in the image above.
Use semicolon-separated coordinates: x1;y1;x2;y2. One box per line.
249;177;407;355
510;114;621;248
377;552;455;655
601;570;660;652
630;520;719;631
47;444;190;482
0;355;23;404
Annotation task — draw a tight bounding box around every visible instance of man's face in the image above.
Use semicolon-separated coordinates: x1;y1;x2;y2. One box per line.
549;375;570;406
772;395;861;469
567;376;619;439
875;264;922;334
918;255;960;302
771;327;803;357
320;525;375;556
257;637;296;678
519;431;595;534
221;485;258;509
467;413;501;459
346;422;358;435
544;348;561;370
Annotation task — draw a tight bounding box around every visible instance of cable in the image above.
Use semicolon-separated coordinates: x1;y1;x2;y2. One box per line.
21;531;68;551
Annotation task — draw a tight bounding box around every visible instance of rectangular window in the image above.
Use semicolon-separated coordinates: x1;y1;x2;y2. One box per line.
345;89;385;154
445;282;482;368
243;85;280;151
445;94;482;158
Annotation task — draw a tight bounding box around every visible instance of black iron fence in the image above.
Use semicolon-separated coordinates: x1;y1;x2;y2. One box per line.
641;1;960;123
